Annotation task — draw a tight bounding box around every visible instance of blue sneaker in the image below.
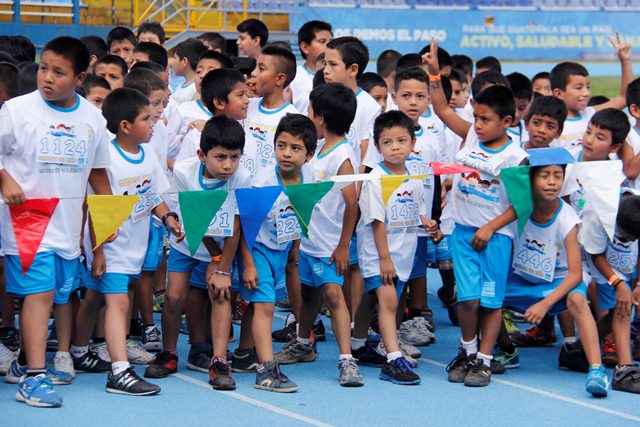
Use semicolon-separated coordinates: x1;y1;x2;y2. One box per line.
380;357;421;385
586;365;609;397
493;348;520;369
5;359;27;384
16;374;62;407
46;363;73;385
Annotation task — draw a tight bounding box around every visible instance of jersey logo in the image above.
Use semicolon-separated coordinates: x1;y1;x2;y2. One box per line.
457;172;500;202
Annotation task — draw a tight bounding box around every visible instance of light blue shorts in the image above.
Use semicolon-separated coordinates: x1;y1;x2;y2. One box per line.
350;235;358;266
239;242;289;303
142;222;165;272
451;224;512;309
231;255;241;293
427;235;453;263
86;272;134;294
363;275;406;299
408;236;429;280
299;251;344;287
505;273;588;315
167;246;208;289
595;280;633;312
5;252;80;305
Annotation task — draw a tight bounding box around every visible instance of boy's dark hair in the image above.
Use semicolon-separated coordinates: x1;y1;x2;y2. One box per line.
130;60;166;75
549;62;589;91
268;41;292;52
42;36;90;76
374;110;415;145
358;72;387;94
231;56;256;78
394;67;428;92
237;19;269;47
474;85;515;120
471;71;510;98
589;108;631;146
532;71;550;83
80;35;108;60
3;36;36;63
525;96;567;134
201;68;245;113
18;62;38;95
476;56;501;73
313;68;325;89
124;68;165;96
198;50;233;69
588;95;610;107
102;87;149;134
530;164;567;180
260;45;297;87
617;194;640;240
137;21;166;44
94;54;128;77
200;115;245;153
326;37;369;79
441;75;452;104
377;49;402;79
134;42;168;68
395;53;423;75
418;44;452;71
107;26;137;49
197;32;226;52
274;113;318;154
626;77;640;108
452;54;473;76
0;51;17;65
83;74;111;94
298;20;332;59
507;72;533;101
309;82;357;135
174;38;208;71
0;62;19;100
449;68;467;85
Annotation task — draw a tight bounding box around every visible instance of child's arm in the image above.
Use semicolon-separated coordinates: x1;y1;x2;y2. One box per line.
152;202;185;242
207;216;241;302
331;160;358;276
0;169;25;205
595;33;633;112
372;219;395;285
592;252;633;317
524;226;583;324
620;138;640;181
472;206;516;251
239;229;258;290
422;39;472;141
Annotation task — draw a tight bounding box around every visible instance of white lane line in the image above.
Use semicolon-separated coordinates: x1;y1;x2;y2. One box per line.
173;373;334;427
419;357;640;423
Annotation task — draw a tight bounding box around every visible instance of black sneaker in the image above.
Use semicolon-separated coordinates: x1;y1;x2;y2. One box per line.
129;318;144;340
73;350;111;373
446;349;472;383
0;326;19;352
272;321;296;343
352;344;386;368
313;320;326;342
379;357;421;385
558;342;589;373
187;344;212;373
612;365;640;394
231;348;260;373
490;358;506;375
144;351;178;378
106;367;161;396
464;358;492;387
209;357;236;390
437;287;459;327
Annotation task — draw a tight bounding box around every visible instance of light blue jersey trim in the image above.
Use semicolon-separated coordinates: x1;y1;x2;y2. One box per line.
43;93;80;112
480;139;514;154
111;140;145;164
530;200;564;228
258;100;290;115
196;99;212;116
318;138;348;159
198;163;226;190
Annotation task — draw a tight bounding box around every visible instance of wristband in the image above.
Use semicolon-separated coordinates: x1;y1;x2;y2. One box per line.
162;211;179;226
428;74;441;81
613;279;624;289
214;270;231;277
211;254;222;263
608;274;621;287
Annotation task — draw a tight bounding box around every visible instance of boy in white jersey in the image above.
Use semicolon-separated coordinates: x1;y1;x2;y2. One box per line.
275;83;365;387
520;96;566;151
621;78;640;190
145;116;250;392
235;114;317;392
290;20;333;114
505;72;533;147
70;88;183;396
245;45;299;175
170;38;207;105
0;37;113;407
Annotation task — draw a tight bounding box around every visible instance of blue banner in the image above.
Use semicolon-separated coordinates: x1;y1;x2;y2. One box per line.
293;7;640;60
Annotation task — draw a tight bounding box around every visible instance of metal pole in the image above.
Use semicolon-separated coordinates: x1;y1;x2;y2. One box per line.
72;0;80;25
12;0;19;23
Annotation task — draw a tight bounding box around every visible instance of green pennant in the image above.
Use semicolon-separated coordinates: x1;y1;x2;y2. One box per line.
179;190;228;255
284;181;335;238
500;165;532;236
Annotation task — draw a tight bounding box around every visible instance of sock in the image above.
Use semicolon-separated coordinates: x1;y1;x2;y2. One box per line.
563;336;577;345
18;351;27;366
477;352;492;367
387;351;402;362
461;336;478;356
285;313;296;326
213;355;227;364
591;364;602;370
111;361;130;375
70;345;89;358
351;337;366;351
26;369;46;378
296;336;311;346
339;354;354;360
350;322;355;330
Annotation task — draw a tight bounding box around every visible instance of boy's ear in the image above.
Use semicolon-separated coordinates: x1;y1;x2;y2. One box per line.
502;115;513;129
300;41;311;56
119;119;131;135
610;143;621;156
630;103;640;118
196;148;206;163
552;88;564;100
212;97;226;112
74;71;88;88
348;63;359;79
275;72;287;88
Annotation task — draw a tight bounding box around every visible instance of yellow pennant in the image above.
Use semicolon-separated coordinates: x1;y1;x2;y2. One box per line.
87;195;140;249
380;174;428;206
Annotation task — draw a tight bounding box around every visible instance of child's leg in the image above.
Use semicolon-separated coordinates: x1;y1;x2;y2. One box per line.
478;307;502;356
53;302;74;353
406;277;427;317
347;265;364;320
296;285;322;340
162;271;190;352
285;263;302;321
210;296;232;358
396;283;409;327
238;303;254;350
458;300;480;342
375;285;400;354
612;308;632;366
154;253;168;294
252;302;275;363
72;289;105;347
104;293;130;363
352;292;376;340
21;291;55;370
186;287;209;346
438;268;456;302
0;258;15;328
567;293;601;365
322;283;351;355
558;312;576;340
136;271;155;325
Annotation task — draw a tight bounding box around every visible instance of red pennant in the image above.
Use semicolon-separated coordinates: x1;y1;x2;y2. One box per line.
9;198;60;275
430;162;477;175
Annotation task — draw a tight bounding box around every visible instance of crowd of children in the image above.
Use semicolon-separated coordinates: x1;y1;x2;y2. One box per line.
0;17;639;409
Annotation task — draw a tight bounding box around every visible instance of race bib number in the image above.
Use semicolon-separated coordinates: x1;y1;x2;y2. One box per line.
513;234;556;282
206;199;235;237
387;189;420;230
37;122;89;166
406;159;432;188
606;237;638;276
276;206;301;244
131;195;162;223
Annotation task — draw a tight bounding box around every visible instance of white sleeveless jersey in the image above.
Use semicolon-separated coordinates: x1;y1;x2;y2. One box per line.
170;81;196;105
551;107;596;160
167;99;211;137
289;64;315;115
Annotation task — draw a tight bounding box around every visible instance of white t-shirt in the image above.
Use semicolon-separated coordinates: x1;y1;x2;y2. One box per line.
300;138;358;257
623;126;640;190
551;106;596;160
169;156;251;262
512;200;580;284
452;128;529;238
347;89;381;168
507;121;529;147
167;99;211;137
85;142;169;274
149;120;170;178
357;163;426;282
289;64;315;114
244;98;298;174
170;81;196;105
0;91;110;259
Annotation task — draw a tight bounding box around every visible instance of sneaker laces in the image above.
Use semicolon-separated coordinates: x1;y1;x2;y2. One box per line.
0;340;15;358
145;325;160;341
392;357;415;373
32;374;55;392
210;357;230;375
445;352;466;372
340;358;360;376
270;362;288;382
617;365;640;381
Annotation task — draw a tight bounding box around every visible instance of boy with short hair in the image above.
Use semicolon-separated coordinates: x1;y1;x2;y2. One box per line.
0;36;113;407
275;83;364;387
132;42;168;69
475;56;501;75
448;69;469;110
197;32;226;52
93;54;128;90
521;96;567;151
0;61;19;107
506;72;533;146
376;49;402;91
171;38;208;105
82;74;111;110
80;35;108;72
137;21;166;46
236;18;269;60
107;26;137;69
532;71;552;96
71;87;183;396
359;72;388;112
289;20;332;113
621;77;640;190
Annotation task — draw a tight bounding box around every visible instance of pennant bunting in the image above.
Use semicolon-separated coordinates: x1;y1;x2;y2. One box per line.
285;182;334;238
380;174;428;206
87;195;139;250
501;166;533;236
573;161;625;241
429;162;478;175
9;198;59;275
179;190;228;256
235;186;282;252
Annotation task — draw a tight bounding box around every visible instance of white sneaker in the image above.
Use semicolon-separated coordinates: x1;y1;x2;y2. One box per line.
398;319;436;346
0;341;17;375
90;341;112;362
53;351;75;380
142;324;162;352
126;339;155;364
376;339;419;367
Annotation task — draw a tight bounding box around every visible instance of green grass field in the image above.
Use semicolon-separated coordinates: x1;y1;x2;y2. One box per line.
589;76;619;98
